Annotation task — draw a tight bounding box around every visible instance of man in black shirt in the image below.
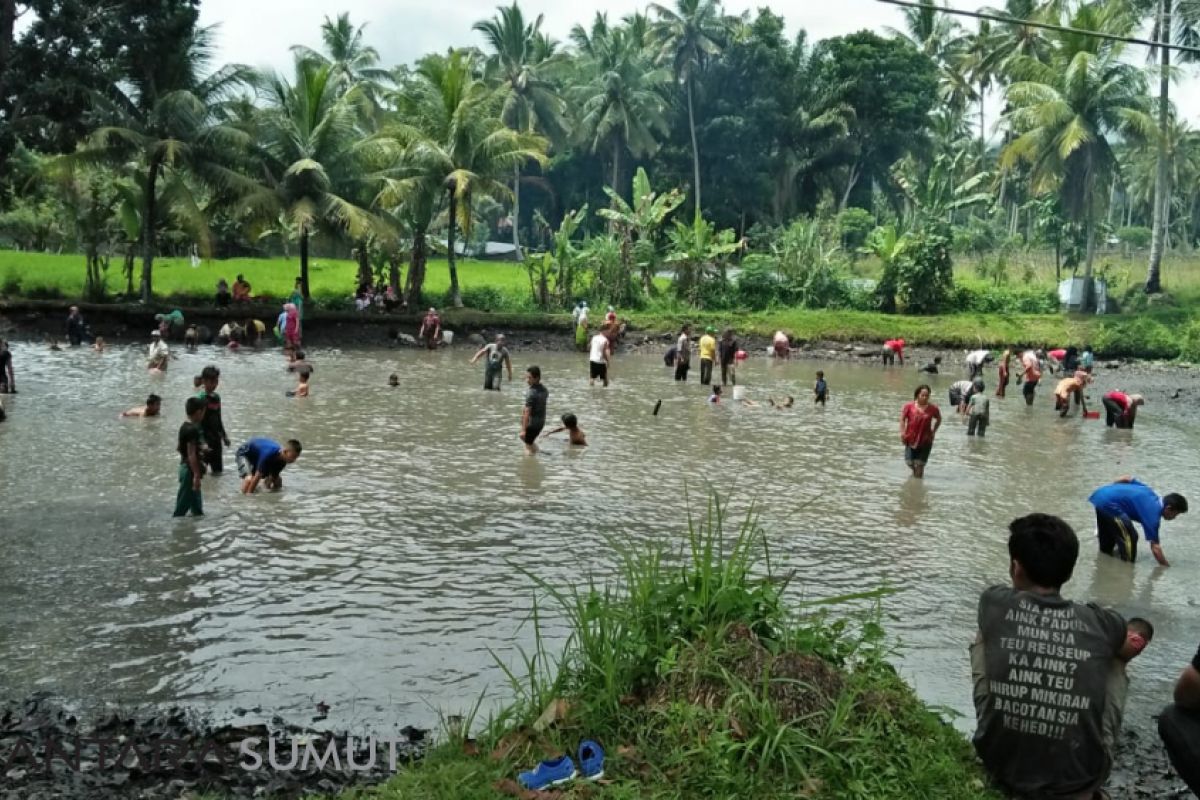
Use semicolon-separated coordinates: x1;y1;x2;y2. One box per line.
0;338;13;393
1159;644;1200;795
718;329;738;386
175;397;206;517
65;306;87;346
521;365;548;455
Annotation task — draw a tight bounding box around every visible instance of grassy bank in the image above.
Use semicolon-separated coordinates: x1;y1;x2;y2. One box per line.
4;251;1200;360
333;500;1000;800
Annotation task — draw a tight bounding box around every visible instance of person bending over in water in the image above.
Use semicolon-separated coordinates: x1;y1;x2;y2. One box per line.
1102;391;1143;429
122;394;162;418
768;396;795;409
918;356;942;374
238;437;302;493
542;413;587;446
1102;618;1154;765
1054;371;1090;418
92;337;106;353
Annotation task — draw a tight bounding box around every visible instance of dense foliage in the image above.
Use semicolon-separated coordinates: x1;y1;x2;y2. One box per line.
0;0;1196;312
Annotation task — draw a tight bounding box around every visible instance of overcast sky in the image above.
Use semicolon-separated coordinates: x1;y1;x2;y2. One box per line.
198;0;1200;123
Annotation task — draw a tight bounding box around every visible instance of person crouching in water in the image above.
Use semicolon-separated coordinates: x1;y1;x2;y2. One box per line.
965;380;990;436
238;438;302;493
541;413;587;446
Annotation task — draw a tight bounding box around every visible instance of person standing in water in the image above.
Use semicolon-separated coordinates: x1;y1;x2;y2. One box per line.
0;339;14;394
900;384;942;479
174;397;207;517
1020;349;1043;406
65;306;87;346
673;325;692;382
520;366;548;455
697;326;717;386
814;371;828;406
197;365;231;475
470;334;513;391
419;307;441;349
718;329;738;386
147;330;170;371
587;330;611;387
574;302;589;351
996;348;1012;398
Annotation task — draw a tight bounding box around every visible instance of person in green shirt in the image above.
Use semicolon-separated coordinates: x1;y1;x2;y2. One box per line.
175;397;206;517
197;365;231;474
289;277;304;322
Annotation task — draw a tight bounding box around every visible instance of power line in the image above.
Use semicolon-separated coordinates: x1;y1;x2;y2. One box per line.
875;0;1200;57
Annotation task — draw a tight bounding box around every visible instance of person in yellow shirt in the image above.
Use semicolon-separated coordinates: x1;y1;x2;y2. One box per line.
698;326;718;386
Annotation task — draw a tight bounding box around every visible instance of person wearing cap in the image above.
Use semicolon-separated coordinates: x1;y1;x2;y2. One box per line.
419;307;441;350
147;330;170;371
470;334;512;391
698;326;717;386
1102;390;1144;429
1089;477;1188;566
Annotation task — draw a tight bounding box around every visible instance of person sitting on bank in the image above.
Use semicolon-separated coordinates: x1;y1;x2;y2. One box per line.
1102;618;1154;767
232;274;252;302
121;394;162;418
971;513;1127;800
1158;641;1200;797
216;278;232;307
237;437;302;493
1101;391;1144;429
1088;477;1187;567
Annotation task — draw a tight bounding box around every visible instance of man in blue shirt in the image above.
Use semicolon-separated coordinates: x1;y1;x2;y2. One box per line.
236;437;303;494
1088;477;1188;566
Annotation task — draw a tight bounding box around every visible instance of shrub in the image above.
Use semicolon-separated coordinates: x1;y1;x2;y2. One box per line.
1092;317;1180;359
0;270;20;296
950;283;1058;314
891;226;954;314
735;255;780;310
1180;320;1200;363
1117;226;1152;249
838;207;875;251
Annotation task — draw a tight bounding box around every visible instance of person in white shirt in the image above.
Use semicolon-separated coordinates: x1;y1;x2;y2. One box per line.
674;325;692;382
965;349;993;379
147;331;170;371
589;332;612;387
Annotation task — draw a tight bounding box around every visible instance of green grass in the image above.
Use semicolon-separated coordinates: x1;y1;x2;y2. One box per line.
0;250;532;306
4;249;1200;360
330;498;1001;800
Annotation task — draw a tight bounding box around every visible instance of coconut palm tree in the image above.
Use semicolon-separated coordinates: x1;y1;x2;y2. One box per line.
1000;2;1151;298
1135;0;1200;292
248;58;382;299
292;12;391;94
383;50;548;307
473;3;569;262
570;15;670;196
888;0;961;61
75;26;253;302
649;0;726;218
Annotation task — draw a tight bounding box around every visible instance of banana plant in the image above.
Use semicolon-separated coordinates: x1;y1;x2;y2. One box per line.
665;214;741;306
598;167;685;295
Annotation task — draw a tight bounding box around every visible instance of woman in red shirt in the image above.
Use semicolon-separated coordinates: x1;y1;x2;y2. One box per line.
1102;391;1144;429
900;384;942;479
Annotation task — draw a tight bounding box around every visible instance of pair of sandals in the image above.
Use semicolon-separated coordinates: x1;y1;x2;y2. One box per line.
517;739;604;791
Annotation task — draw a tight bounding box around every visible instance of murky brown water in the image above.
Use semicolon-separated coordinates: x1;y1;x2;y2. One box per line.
0;343;1197;736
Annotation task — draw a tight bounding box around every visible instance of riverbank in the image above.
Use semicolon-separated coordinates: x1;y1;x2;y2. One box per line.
3;297;1200;362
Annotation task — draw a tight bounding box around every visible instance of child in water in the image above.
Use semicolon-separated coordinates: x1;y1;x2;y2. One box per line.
286;371;310;398
92;337;106;353
814;371;828;406
122;394;162;418
388;373;399;387
768;396;795;409
709;385;723;404
541;413;588;446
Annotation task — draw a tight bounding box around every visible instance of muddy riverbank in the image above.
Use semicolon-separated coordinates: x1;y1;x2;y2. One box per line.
0;694;424;800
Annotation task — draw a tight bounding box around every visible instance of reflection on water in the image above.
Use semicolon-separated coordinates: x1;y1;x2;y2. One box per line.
0;342;1198;734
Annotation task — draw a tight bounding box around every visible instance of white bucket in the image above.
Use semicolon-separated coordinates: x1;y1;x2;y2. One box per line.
442;330;454;345
732;386;746;401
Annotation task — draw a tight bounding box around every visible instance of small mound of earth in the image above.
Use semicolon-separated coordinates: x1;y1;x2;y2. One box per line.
650;623;845;725
0;694;425;799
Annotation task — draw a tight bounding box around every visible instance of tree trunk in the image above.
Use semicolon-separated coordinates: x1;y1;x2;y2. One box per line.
978;89;986;162
0;0;15;98
611;138;621;196
839;162;861;212
299;225;310;300
687;76;701;219
447;187;462;307
389;252;401;295
1146;0;1171;294
356;239;372;287
511;164;523;262
139;162;160;304
407;229;427;307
